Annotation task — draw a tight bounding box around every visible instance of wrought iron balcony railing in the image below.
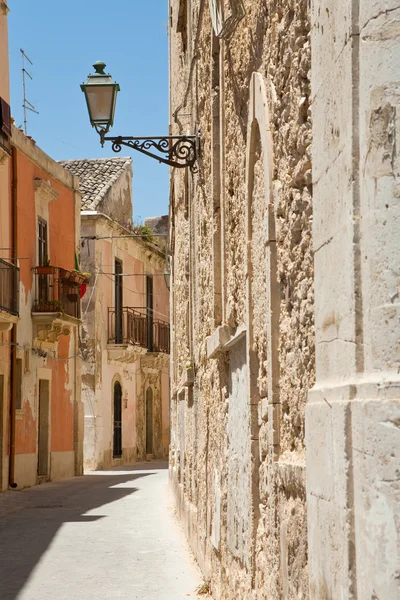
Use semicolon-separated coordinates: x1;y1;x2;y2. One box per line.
108;307;170;354
0;258;19;316
32;266;81;320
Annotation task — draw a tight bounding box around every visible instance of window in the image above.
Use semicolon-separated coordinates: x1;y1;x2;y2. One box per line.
0;98;11;136
38;218;48;265
0;97;11;155
177;0;188;53
146;275;154;352
115;259;123;344
38;219;48;301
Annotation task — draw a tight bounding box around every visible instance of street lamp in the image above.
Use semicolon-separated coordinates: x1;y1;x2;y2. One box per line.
81;61;119;132
81;62;199;171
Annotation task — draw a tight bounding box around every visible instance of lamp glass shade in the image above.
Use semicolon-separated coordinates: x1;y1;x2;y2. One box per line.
81;62;120;129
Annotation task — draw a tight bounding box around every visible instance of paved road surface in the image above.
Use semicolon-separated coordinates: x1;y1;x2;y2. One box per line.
0;462;204;600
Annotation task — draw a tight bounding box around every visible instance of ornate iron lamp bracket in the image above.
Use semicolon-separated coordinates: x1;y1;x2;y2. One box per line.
99;129;199;172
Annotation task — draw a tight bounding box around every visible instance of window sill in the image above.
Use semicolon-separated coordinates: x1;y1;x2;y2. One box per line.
206;324;246;359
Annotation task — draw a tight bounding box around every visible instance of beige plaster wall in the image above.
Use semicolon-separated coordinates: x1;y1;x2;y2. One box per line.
98;164;133;230
169;1;313;599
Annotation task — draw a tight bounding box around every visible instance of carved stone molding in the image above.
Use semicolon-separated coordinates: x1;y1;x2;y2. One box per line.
107;344;147;364
141;352;170;370
0;309;18;332
0;145;10;165
36;322;71;343
31;313;75;346
33;178;59;202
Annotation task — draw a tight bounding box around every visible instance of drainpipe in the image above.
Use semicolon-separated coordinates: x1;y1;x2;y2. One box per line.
9;146;18;489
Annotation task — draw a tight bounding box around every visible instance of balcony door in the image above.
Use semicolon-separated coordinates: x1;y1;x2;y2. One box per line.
38;219;48;301
146;275;153;351
115;259;123;344
38;218;48;265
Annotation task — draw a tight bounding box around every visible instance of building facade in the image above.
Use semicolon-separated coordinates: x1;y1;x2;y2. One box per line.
0;0;17;490
0;3;84;491
10;128;83;489
169;1;313;598
61;158;170;471
169;1;400;599
307;1;400;598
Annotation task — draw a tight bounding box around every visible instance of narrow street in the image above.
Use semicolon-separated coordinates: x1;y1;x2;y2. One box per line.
0;462;203;600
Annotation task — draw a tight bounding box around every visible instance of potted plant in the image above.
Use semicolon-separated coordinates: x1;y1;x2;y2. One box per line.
69;270;85;284
36;257;53;276
80;272;91;284
33;299;63;313
60;268;72;280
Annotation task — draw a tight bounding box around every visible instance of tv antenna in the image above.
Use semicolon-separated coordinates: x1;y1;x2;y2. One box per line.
20;49;38;135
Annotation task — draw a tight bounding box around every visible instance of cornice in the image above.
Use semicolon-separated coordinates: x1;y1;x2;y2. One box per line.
33;178;59;202
0;145;10;165
11;126;78;192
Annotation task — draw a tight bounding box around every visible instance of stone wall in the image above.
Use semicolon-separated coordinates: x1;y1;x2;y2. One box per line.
98;164;133;230
169;1;314;598
307;0;400;598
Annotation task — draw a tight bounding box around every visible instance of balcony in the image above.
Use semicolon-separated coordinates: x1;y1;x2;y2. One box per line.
31;266;81;345
107;307;170;362
0;259;19;331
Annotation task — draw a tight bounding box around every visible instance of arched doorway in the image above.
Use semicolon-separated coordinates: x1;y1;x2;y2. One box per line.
145;388;153;456
113;382;122;458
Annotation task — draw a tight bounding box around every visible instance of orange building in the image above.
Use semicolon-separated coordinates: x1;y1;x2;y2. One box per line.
1;131;84;490
6;128;84;489
0;3;84;490
0;0;16;490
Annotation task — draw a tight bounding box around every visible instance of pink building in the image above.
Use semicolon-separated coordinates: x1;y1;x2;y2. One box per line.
61;158;170;470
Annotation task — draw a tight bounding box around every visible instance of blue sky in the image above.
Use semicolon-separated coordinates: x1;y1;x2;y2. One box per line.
8;0;169;221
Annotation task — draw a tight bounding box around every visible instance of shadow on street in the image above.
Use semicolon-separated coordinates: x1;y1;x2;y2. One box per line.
0;465;158;600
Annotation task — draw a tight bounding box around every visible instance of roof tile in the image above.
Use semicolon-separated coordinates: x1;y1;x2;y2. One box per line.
59;157;132;210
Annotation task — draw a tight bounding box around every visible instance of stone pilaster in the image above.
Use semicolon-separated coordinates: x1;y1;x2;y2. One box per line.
307;0;400;598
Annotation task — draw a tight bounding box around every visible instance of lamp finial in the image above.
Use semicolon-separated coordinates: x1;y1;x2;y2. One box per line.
93;61;106;75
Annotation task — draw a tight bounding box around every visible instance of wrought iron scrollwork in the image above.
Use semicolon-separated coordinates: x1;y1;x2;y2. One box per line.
102;134;199;172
